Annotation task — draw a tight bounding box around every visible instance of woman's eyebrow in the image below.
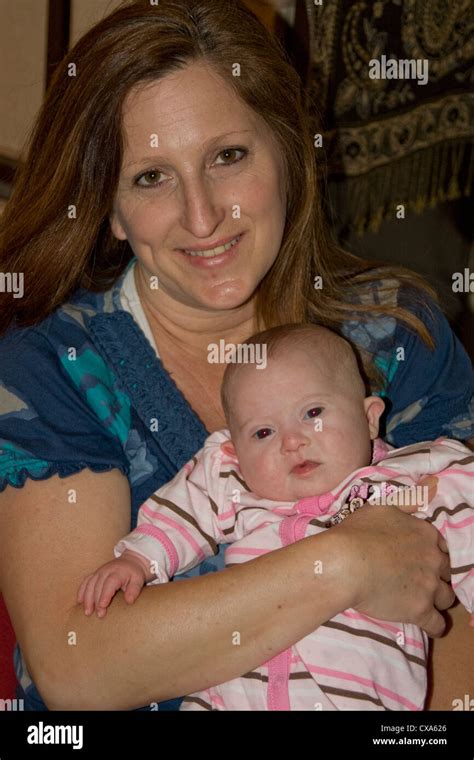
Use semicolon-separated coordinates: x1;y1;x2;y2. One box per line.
124;130;253;169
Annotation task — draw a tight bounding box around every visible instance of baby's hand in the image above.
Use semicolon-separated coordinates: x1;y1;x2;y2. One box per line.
77;551;150;618
369;475;439;514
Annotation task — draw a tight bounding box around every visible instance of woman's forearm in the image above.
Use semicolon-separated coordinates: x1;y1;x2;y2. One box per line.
427;603;474;709
33;499;452;710
45;529;352;710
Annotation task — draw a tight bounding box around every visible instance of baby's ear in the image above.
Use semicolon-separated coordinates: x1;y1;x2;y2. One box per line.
364;395;386;439
221;441;237;458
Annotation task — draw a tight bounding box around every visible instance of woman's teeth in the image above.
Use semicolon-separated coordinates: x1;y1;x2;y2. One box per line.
183;235;240;258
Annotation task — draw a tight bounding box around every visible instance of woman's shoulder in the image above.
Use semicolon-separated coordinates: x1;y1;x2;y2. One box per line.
4;258;136;337
344;269;401;305
341;271;473;446
343;269;435;317
0;273;137;493
0;295;120;415
340;272;402;357
0;264;141;387
341;270;446;359
0;271;117;350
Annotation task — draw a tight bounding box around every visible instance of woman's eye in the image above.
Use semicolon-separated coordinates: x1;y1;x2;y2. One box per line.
215;148;247;165
136;169;164;188
253;428;272;440
135;148;246;188
305;407;323;419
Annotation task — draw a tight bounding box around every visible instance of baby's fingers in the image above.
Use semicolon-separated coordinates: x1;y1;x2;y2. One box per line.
368;497;418;514
94;572;121;618
122;574;145;605
81;574;102;616
77;575;92;605
390;501;418;514
419;475;438;504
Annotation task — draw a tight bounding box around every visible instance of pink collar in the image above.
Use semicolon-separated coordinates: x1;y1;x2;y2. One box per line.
292;438;391;516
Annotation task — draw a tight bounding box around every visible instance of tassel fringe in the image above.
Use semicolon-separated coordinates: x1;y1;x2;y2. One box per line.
342;139;473;238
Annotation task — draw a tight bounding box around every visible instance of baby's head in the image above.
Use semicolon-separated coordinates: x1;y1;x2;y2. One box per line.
220;324;385;502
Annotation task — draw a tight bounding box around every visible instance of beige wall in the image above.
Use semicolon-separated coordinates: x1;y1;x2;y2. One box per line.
70;0;123;47
0;0;48;158
0;0;124;161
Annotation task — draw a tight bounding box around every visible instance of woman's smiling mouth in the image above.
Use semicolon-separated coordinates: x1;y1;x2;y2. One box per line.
177;233;244;266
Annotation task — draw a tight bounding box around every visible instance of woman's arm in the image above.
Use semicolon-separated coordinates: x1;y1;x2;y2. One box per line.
427;435;474;708
427;603;474;709
0;468;452;711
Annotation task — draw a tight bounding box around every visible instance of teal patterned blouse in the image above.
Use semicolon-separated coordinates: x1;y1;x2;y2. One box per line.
1;258;472;710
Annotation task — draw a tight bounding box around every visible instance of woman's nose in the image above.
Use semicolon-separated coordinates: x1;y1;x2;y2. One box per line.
180;176;223;236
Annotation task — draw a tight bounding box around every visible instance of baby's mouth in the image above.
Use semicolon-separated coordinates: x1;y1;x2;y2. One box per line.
291;460;319;476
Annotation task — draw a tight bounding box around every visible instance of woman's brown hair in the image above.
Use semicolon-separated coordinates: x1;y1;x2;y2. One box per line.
0;0;437;388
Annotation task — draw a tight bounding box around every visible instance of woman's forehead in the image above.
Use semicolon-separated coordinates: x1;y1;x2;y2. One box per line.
119;67;270;166
121;62;251;128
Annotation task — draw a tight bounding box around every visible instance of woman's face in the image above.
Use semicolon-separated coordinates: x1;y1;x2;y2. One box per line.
110;61;287;312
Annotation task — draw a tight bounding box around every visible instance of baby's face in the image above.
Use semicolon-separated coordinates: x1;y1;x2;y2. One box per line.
226;352;385;502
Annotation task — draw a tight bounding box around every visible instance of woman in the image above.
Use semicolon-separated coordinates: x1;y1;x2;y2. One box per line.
0;0;471;711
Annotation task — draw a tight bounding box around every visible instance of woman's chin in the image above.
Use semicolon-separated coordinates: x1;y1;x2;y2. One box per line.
197;280;257;311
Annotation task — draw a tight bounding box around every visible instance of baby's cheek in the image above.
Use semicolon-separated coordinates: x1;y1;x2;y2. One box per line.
239;455;268;490
325;429;352;458
251;460;283;497
347;434;373;471
329;429;369;472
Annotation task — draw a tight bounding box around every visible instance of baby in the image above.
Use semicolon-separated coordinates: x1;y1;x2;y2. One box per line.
78;324;474;710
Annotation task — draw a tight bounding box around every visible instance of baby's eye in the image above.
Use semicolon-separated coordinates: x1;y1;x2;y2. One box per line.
304;407;323;419
253;428;272;440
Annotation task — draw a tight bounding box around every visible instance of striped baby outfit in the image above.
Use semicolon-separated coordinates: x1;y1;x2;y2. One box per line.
115;434;473;711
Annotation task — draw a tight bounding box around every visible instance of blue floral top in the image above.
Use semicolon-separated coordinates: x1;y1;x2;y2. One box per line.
0;257;472;710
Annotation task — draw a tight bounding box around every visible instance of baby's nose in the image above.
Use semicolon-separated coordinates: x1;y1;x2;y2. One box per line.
281;429;309;450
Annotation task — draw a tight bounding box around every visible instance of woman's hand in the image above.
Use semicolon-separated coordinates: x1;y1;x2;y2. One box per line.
335;504;454;637
77;550;150;618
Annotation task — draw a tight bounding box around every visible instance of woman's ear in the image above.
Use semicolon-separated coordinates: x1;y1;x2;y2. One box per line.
364;395;386;439
109;206;128;241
